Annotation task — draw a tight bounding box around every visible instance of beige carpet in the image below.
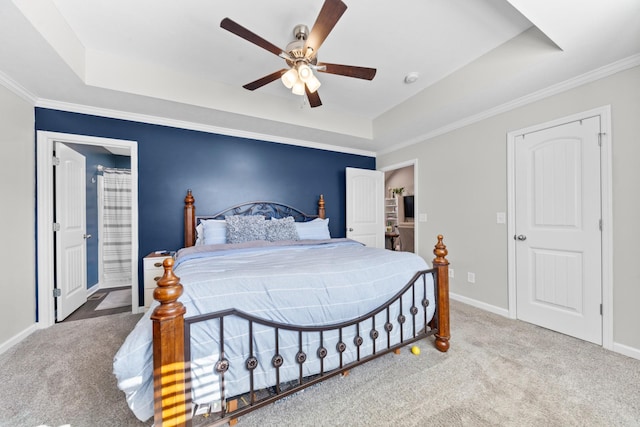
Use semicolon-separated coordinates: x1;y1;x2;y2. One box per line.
1;301;639;427
235;302;640;427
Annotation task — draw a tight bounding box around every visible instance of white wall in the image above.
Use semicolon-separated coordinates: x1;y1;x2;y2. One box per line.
0;83;36;352
378;65;640;353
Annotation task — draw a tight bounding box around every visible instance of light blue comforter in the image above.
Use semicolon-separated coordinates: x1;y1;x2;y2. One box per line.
113;239;433;421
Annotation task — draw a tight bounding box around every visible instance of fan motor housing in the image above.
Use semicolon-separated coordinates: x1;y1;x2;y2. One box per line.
285;25;317;66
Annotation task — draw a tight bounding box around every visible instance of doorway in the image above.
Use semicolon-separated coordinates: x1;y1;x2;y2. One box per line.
381;160;418;253
36;131;139;328
507;106;613;349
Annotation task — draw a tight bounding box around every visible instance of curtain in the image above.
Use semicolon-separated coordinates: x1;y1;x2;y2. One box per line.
102;168;132;285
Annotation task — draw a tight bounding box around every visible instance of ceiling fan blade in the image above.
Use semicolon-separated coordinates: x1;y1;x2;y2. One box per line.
316;62;377;80
243;69;288;91
221;18;286;58
305;85;322;108
303;0;347;60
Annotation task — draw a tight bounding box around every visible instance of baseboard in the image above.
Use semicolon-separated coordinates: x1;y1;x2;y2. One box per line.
87;283;100;297
0;323;37;357
612;342;640;361
451;293;640;361
449;292;510;317
100;283;132;290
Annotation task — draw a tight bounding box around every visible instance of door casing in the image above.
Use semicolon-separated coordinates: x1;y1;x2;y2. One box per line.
36;131;140;328
507;105;613;350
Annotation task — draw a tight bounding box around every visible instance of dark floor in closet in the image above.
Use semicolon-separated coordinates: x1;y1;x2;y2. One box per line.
62;286;132;322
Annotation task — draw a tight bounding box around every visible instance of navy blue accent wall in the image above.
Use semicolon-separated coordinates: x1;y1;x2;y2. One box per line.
36;108;375;305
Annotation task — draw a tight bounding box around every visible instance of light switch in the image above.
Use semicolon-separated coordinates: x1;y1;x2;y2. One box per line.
419;213;428;222
496;212;506;224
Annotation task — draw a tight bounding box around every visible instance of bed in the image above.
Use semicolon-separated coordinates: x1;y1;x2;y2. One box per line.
113;190;450;426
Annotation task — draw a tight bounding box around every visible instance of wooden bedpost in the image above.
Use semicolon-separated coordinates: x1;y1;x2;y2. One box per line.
318;194;326;219
151;258;189;426
184;189;196;247
433;235;450;352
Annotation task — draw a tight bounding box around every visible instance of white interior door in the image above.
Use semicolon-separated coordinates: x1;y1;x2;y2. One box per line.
514;116;602;344
345;167;384;248
55;142;88;320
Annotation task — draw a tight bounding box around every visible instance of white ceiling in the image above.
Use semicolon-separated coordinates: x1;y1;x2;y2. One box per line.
2;0;640;155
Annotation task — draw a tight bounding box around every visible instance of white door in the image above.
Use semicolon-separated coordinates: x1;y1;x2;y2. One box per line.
345;167;384;248
55;142;88;320
514;116;602;344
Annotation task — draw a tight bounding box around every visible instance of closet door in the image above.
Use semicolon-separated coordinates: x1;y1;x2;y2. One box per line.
514;116;602;344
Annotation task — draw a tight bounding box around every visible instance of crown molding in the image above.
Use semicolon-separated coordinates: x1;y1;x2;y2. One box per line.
379;54;640;155
0;71;37;104
35;99;376;158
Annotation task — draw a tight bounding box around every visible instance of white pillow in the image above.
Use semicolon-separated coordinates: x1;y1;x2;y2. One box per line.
195;223;204;245
201;219;227;245
295;218;331;240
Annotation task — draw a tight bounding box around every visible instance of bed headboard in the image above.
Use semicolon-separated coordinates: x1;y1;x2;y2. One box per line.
183;190;326;248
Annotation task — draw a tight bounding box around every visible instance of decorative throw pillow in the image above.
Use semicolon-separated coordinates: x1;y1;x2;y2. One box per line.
201;219;227;245
225;215;266;243
295;218;331;240
265;217;299;242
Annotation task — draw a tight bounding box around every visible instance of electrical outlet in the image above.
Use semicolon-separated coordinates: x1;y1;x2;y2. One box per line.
449;268;454;278
467;272;476;283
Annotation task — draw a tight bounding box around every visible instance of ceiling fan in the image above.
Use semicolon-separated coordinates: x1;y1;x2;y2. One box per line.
220;0;376;108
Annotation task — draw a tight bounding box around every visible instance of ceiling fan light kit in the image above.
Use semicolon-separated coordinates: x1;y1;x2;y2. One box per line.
292;79;306;96
281;68;298;89
281;61;321;95
220;0;376;108
305;73;322;93
297;63;312;81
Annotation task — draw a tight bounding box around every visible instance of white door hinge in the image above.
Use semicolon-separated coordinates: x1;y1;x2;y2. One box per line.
53;222;60;232
53;288;61;298
52;156;60;166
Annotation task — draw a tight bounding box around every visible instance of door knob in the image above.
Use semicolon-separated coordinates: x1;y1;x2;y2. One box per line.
515;234;527;241
348;228;354;232
83;234;92;239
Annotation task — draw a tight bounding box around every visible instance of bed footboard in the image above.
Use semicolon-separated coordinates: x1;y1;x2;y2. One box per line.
151;236;450;426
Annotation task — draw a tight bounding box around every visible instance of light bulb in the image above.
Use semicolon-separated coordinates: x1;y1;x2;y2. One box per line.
291;79;306;96
281;68;298;89
305;74;321;93
297;63;312;82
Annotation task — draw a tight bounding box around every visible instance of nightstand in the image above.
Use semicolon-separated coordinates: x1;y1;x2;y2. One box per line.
143;252;174;309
